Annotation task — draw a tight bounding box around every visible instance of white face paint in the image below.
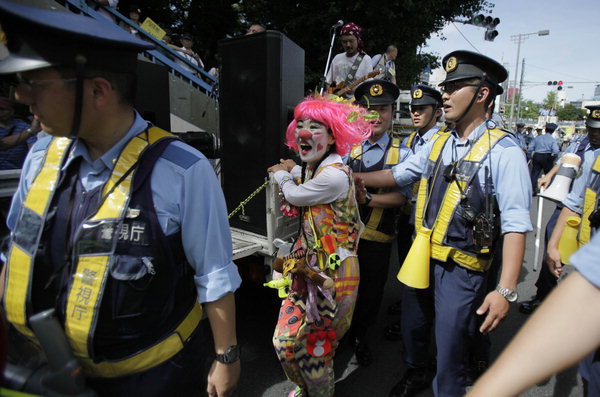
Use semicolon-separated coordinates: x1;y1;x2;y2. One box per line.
295;119;333;164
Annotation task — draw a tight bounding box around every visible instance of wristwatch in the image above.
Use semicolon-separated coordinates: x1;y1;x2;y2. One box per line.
215;345;241;364
495;285;518;302
364;192;372;206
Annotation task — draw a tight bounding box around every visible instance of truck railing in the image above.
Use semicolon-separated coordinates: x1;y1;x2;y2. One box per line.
231;173;298;262
62;0;217;96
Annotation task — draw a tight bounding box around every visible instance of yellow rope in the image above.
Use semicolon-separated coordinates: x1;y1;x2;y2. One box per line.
228;179;269;219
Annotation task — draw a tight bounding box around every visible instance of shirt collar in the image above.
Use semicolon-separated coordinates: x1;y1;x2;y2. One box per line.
418;125;440;144
450;121;488;146
364;132;390;150
62;111;149;171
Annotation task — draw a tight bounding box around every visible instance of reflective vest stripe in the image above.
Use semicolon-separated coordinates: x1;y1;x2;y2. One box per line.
579;155;600;245
352;136;401;243
80;301;202;378
416;128;506;271
5;137;72;337
65;128;172;361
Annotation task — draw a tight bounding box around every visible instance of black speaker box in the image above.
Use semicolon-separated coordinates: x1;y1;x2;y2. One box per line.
135;61;171;131
219;31;304;235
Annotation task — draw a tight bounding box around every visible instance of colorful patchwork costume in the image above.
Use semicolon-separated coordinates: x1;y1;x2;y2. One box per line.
270;95;370;396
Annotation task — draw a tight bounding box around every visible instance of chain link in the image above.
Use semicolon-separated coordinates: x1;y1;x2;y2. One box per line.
228;179;270;219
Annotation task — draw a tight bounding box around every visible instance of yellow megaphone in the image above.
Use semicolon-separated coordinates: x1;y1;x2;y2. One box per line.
397;228;432;289
558;216;581;265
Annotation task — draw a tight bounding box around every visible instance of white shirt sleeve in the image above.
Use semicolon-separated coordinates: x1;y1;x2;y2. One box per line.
274;165;349;207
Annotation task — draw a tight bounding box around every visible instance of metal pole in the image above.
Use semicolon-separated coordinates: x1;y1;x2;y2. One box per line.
320;30;339;95
508;34;522;129
516;58;525;122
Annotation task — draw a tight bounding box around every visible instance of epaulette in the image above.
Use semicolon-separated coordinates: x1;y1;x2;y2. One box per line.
161;140;204;170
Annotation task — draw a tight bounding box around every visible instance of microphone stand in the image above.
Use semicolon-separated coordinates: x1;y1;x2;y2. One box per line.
319;27;340;95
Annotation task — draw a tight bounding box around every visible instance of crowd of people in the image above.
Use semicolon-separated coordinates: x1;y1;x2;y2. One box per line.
0;4;599;397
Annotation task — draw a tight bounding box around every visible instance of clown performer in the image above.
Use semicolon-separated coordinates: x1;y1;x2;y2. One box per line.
267;95;371;397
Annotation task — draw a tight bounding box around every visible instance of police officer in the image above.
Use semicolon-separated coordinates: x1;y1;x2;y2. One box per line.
528;122;560;193
348;79;412;366
520;107;600;314
0;3;241;396
355;50;532;397
513;122;528;152
386;84;444;396
387;84;445;318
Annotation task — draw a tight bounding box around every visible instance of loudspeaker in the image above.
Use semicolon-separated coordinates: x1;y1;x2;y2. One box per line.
219;31;304;235
135;60;171;131
539;152;581;203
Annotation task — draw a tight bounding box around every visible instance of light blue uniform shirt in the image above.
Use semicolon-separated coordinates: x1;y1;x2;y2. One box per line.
7;112;241;303
528;133;559;155
403;125;440;154
562;148;600;214
390;122;533;234
572;232;600;288
513;131;528;151
346;132;413;198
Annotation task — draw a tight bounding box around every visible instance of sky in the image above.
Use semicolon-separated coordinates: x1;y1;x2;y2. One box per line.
422;0;599;103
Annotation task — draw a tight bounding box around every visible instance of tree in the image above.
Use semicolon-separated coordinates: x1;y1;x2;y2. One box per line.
556;103;587;121
542;91;558;110
123;0;492;90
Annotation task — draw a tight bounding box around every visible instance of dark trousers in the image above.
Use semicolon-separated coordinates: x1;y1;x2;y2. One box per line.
401;284;434;369
533;206;561;299
87;320;213;397
353;239;393;338
432;260;488;397
531;153;555;191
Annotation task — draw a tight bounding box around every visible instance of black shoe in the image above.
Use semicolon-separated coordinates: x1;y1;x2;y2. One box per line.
388;300;402;315
389;368;431;397
354;337;373;367
384;322;402;341
519;297;542;314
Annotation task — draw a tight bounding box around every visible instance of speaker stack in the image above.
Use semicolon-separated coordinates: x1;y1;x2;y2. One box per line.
219;31;304;235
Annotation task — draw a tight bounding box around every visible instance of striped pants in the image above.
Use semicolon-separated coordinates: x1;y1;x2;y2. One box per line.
272;256;359;397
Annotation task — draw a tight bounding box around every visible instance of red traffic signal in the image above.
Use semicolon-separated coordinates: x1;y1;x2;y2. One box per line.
558;81;563;85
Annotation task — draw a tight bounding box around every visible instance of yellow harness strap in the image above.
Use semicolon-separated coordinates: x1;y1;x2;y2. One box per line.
5;137;72;338
579;155;600;245
416;128;507;272
352;135;401;243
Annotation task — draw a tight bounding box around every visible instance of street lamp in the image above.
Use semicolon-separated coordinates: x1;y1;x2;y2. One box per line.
508;29;550;128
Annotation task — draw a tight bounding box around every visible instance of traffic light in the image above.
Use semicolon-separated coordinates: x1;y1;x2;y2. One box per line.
547;81;564;90
469;14;500;41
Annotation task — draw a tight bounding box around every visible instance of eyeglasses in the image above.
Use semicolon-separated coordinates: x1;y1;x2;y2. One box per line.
440;81;479;95
15;73;77;92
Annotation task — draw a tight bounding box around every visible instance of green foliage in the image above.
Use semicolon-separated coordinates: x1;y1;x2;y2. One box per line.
131;0;491;89
542;91;558;109
556;103;587;121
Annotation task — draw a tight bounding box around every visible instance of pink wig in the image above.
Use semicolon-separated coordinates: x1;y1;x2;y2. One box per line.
285;95;372;157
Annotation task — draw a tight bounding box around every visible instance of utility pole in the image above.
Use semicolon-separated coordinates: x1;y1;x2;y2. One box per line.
516;58;525;122
508;30;549;129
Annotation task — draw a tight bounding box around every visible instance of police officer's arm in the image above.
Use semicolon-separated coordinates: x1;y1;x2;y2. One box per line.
359;191;406;208
467;271;600;397
205;293;240;397
546;156;591;277
546;206;577;278
354;169;396;188
477;143;532;334
477;232;525;334
356;145;427;189
538;163;560;189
